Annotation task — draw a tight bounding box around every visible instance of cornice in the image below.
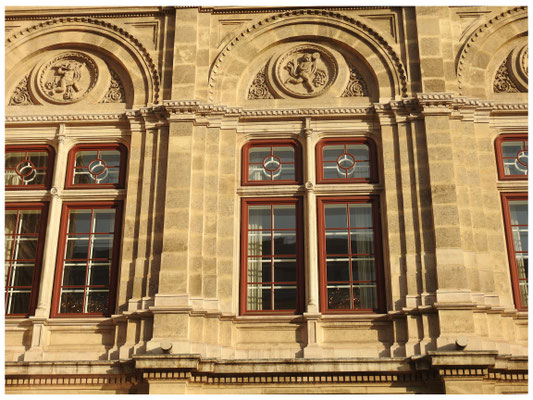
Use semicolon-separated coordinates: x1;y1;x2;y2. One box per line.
5;113;128;123
199;6;392;15
5;7;168;20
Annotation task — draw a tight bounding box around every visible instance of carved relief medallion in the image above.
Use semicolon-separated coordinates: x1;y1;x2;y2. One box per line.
272;45;338;98
37;52;98;104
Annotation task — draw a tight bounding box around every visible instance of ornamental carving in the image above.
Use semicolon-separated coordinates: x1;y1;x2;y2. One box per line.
37;52;98;104
247;65;274;100
9;74;34;106
493;44;528;94
341;66;369;97
100;69;126;103
273;45;337;98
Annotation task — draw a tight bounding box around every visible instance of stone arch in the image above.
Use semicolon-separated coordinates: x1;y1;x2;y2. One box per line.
208;9;407;106
456;6;527;98
6;17;160;107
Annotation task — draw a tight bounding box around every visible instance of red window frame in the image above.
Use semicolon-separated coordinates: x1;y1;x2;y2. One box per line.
65;143;127;189
5;203;48;317
240;197;305;315
501;193;528;311
495;134;528;180
241;139;302;186
316;137;378;184
51;201;123;318
5;145;55;190
317;196;385;314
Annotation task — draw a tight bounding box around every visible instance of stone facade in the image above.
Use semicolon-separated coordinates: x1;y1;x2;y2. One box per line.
4;6;528;394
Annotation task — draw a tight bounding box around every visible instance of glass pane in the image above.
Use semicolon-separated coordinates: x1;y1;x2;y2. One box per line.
99;168;119;184
519;281;528;307
62;262;87;286
13;239;37;260
59;290;84;313
65;237;89;259
512;227;528;252
347;144;369;160
325;230;348;254
323;145;344;161
91;236;113;259
73;170;93;184
5;211;17;234
273;259;297;282
276;163;295;180
88;262;110;286
273;205;295;229
273;146;294;162
326;258;350;281
502;141;524;158
27;151;49;168
247;285;271;311
249;206;271;230
5;152;25;168
19;210;41;234
325;204;347;228
351;229;374;255
86;290;109;313
323;163;343;179
5;239;14;260
248;231;271;256
516;254;528;280
93;209;116;233
7;291;30;314
247;258;271;283
5;170;22;186
75;151;98;167
352;258;375;282
353;285;377;309
68;210;92;233
11;264;34;287
349;204;373;228
99;150;121;166
351;161;370;178
249;147;270;163
248;164;267;181
327;285;351;309
273;232;296;255
509;201;528;226
273;285;297;309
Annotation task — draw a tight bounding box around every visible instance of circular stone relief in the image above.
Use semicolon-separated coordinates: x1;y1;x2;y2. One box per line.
272;45;338;98
36;52;98;104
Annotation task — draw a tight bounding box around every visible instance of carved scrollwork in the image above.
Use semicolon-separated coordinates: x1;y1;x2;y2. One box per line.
341;66;369;97
100;69;126;103
9;74;35;106
247;65;275;100
494;44;528;93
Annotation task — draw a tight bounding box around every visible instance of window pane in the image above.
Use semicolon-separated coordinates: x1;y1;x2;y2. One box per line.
88;262;111;286
65;238;89;259
352;258;376;282
75;151;98;167
351;229;374;255
86;290;109;313
247;285;271;311
6;291;30;314
323;145;344;161
502;142;524;157
247;258;271;283
249;147;270;163
509;201;528;225
273;232;296;255
327;285;351;309
99;150;121;165
13;238;37;260
273;285;297;309
346;144;369;160
273;205;295;229
5;149;51;188
276;163;295;181
59;290;84;313
326;258;350;281
274;259;297;282
323;163;343;179
94;209;116;233
5;211;17;234
68;210;92;233
62;262;86;286
353;285;377;310
325;230;349;254
349;204;373;228
11;263;34;287
90;236;113;259
19;210;41;234
248;231;271;256
249;206;271;229
272;146;294;162
325;204;347;228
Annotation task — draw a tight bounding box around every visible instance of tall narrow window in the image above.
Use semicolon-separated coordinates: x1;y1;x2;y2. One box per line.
5;204;48;316
495;135;528;180
240;198;304;314
52;202;122;317
502;193;528;310
318;197;384;313
316;138;377;183
5;145;54;189
65;144;127;189
242;140;302;185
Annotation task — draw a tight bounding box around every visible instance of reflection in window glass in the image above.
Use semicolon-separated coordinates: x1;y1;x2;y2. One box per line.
5;149;51;188
247;145;296;182
501;139;528;177
507;199;528;308
322;142;370;180
71;148;123;186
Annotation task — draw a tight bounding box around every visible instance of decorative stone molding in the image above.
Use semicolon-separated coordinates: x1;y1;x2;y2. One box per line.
6;113;128;123
493;60;520;93
9;74;35;106
493;44;528;93
6;375;140;386
100;69;126;103
6;17;160;103
247;65;275;100
209;8;407;101
341;66;369;97
457;6;527;94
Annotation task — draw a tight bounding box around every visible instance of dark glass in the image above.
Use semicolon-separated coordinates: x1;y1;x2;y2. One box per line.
19;211;41;234
273;232;296;255
273;285;297;309
326;259;350;281
89;263;110;286
13;239;37;260
273;259;297;282
62;263;86;286
94;210;116;233
327;286;351;309
352;258;375;282
65;238;89;259
11;264;34;287
325;205;347;228
247;258;271;283
86;291;109;313
249;206;271;229
91;237;113;259
350;230;374;255
325;230;349;254
8;291;30;314
68;210;92;233
248;231;271;256
59;291;84;313
273;206;295;229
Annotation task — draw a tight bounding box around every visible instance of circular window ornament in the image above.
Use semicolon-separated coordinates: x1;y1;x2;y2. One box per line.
36;52;98;104
515;149;528;172
272;45;338;98
15;160;37;183
87;158;109;182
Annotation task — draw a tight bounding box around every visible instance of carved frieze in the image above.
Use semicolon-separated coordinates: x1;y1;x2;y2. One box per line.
100;69;126;103
494;44;528;94
9;74;34;106
341;66;369;97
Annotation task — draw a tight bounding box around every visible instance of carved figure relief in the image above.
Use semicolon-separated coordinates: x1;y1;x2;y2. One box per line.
248;65;275;100
9;75;34;106
494;44;528;93
273;45;337;98
37;52;98;104
100;69;126;103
